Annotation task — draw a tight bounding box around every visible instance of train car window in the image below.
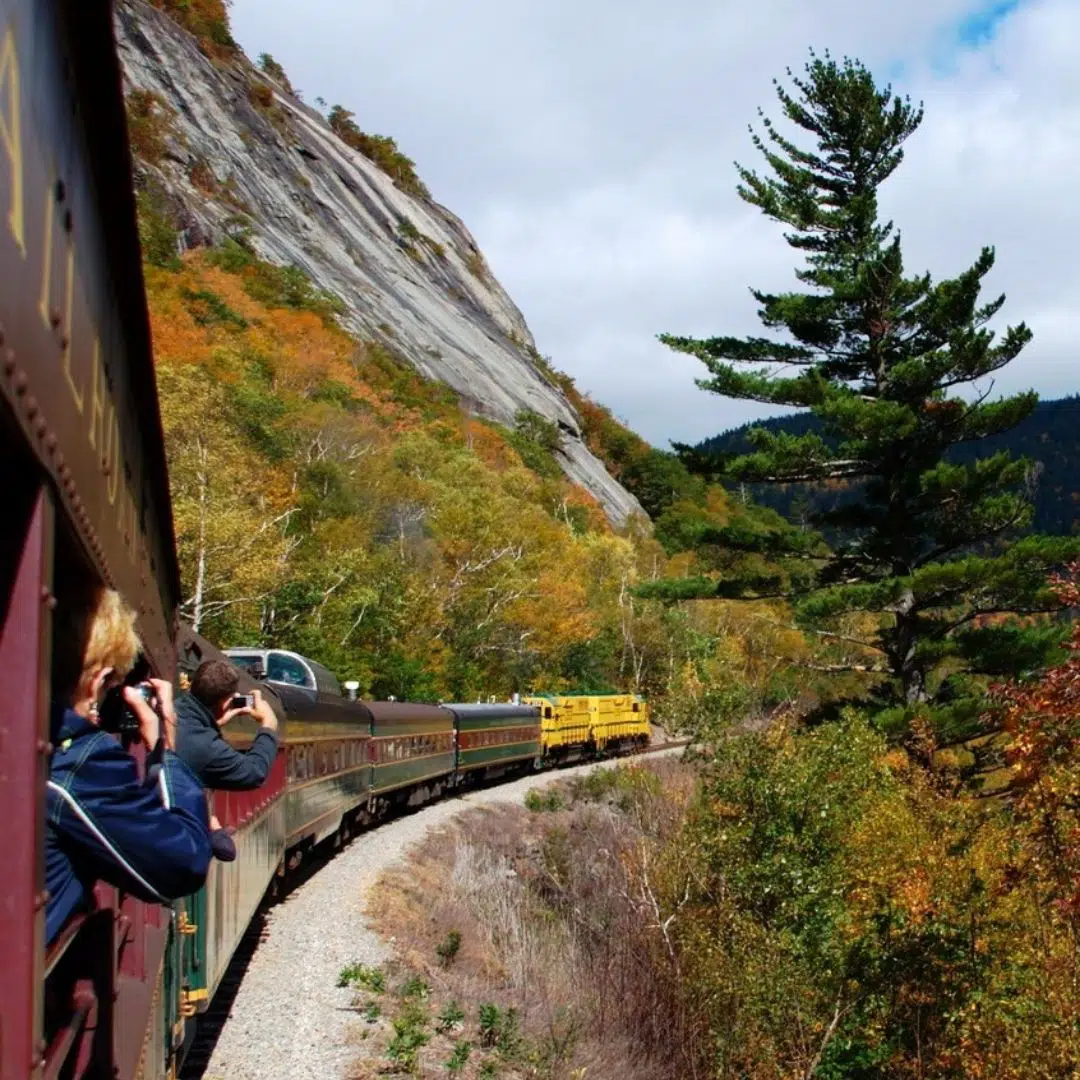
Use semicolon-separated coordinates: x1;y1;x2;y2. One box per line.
267;652;315;688
632;703;640;712
544;707;552;719
229;653;266;677
310;661;342;696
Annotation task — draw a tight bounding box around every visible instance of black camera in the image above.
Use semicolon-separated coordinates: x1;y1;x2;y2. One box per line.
99;682;157;737
230;693;255;710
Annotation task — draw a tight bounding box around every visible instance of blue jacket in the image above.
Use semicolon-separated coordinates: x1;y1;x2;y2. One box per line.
175;692;278;791
45;705;213;945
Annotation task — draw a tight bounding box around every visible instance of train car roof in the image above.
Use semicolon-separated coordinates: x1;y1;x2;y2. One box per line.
441;703;540;719
225;646;342;692
366;701;452;724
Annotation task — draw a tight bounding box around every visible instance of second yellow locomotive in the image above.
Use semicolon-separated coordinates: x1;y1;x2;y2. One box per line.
523;693;650;760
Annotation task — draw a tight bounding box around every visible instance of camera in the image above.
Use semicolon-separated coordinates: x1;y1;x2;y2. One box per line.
99;682;157;737
230;693;255;710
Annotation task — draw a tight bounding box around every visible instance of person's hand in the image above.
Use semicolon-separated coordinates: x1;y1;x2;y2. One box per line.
251;689;278;733
147;678;178;751
218;704;249;727
123;685;161;750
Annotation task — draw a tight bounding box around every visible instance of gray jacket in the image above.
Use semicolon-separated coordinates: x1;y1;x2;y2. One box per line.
175;693;278;791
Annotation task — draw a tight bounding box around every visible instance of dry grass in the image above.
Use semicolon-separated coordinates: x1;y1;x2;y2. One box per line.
363;759;705;1079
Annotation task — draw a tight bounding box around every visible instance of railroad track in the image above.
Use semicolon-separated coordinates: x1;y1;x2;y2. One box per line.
179;739;689;1079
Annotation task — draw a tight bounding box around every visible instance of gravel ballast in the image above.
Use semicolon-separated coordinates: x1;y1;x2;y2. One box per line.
201;749;683;1080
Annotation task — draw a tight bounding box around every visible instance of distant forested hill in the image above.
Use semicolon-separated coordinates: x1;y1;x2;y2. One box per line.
699;396;1080;536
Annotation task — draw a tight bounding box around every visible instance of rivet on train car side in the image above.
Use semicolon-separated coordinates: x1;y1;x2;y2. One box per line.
36;739;52;755
49;308;62;329
25;396;38;419
64;210;73;234
34;415;47;437
55;180;66;202
59;335;69;351
45;432;58;452
3;350;14;375
12;369;27;394
0;321;5;345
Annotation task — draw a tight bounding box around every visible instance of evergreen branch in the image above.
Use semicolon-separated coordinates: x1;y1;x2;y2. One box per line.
937;605;1063;639
752;616;885;653
791;660;889;674
729;460;870;484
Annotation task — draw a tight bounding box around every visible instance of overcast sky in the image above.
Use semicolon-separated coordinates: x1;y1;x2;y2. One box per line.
229;0;1079;447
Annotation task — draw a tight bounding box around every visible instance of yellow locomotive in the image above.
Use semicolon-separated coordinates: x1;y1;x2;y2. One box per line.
523;693;650;760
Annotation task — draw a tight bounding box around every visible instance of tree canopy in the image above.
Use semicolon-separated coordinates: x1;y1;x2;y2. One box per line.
647;52;1080;737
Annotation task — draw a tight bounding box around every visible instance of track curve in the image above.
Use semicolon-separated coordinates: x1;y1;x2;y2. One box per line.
187;745;686;1080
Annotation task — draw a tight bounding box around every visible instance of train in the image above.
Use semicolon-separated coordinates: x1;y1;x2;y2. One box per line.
175;638;650;1042
0;4;650;1079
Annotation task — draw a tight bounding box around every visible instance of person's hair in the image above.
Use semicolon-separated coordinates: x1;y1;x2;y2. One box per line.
53;585;141;702
191;660;240;709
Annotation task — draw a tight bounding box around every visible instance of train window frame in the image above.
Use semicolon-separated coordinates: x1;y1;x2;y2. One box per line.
266;651;316;690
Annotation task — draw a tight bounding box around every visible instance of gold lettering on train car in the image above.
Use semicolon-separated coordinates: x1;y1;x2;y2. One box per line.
105;401;120;505
88;342;106;452
38;192;56;327
0;26;24;257
61;247;83;410
39;197;85;409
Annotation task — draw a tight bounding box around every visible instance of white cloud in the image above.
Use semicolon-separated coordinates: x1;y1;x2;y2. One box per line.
229;0;1080;445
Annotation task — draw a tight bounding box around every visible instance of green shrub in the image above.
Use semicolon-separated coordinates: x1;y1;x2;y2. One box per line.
206;241;344;327
476;1003;522;1056
387;1013;429;1071
436;999;465;1034
524;787;565;813
206;237;255;273
399;975;430;1000
135;182;180;270
336;962;386;993
397;216;422;242
504;409;562;480
180;287;248;330
257;53;294;94
126;89;176;167
327;105;430;199
435;929;462;968
311;379;360;412
444;1040;472;1074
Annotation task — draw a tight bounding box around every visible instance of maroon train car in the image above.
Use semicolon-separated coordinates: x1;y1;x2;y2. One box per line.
0;0;183;1078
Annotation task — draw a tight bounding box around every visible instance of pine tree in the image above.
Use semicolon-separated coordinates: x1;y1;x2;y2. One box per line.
649;52;1080;739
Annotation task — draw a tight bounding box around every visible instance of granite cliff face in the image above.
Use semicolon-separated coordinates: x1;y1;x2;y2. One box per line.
115;1;643;524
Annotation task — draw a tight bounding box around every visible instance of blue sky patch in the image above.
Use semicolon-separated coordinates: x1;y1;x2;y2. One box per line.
954;0;1023;47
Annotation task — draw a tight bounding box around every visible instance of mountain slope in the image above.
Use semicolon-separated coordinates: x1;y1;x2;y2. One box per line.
115;0;642;524
700;397;1080;535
